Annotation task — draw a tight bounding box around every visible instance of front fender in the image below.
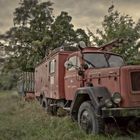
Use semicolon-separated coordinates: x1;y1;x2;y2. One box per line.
70;86;111;120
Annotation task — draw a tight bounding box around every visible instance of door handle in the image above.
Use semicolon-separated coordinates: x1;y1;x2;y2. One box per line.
109;71;116;74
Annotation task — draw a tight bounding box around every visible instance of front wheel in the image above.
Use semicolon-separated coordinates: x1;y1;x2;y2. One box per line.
78;101;104;134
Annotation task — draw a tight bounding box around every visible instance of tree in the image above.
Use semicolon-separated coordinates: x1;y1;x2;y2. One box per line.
49;11;75;50
49;11;90;52
0;0;55;89
89;5;140;63
1;2;89;71
1;0;54;71
75;28;90;46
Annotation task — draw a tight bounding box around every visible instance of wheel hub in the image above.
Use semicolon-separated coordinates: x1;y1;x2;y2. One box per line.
80;110;92;133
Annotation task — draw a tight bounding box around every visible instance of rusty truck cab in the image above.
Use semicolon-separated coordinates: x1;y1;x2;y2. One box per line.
65;44;140;134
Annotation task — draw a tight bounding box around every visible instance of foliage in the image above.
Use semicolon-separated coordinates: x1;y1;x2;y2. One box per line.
49;11;89;50
0;0;89;72
89;5;140;63
3;0;54;71
0;72;15;90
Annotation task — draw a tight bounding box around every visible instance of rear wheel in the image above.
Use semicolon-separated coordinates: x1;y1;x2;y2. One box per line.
45;99;57;115
42;97;47;108
39;97;43;105
78;101;104;134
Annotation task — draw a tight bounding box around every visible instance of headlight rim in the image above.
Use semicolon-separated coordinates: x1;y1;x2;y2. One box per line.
112;92;122;104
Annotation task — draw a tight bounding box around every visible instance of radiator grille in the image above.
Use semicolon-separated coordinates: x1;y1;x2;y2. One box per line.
131;71;140;91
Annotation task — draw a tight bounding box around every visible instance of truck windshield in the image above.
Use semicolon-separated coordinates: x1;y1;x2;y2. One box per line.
84;53;124;68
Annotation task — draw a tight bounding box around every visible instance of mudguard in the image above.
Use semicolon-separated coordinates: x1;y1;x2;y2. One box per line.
70;86;111;120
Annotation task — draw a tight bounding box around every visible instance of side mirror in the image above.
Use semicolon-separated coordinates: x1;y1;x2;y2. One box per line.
64;60;73;69
79;41;86;48
138;48;140;53
82;63;88;70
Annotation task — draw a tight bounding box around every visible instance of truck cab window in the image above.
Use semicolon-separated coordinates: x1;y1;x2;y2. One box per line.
49;59;56;73
108;55;124;67
68;56;80;71
84;53;125;68
84;53;108;68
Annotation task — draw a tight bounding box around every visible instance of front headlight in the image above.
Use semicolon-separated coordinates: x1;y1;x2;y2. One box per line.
112;92;122;104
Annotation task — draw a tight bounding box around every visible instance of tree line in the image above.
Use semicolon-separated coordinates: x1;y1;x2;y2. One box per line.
0;0;140;90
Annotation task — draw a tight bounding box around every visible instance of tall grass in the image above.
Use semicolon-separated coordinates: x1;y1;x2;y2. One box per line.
0;91;139;140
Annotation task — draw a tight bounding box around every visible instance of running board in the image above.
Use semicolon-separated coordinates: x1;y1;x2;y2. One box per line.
49;104;70;112
63;107;70;111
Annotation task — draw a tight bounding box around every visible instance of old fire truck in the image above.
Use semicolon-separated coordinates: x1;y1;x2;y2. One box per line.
30;39;140;134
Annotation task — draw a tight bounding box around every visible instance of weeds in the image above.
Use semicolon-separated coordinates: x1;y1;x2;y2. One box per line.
0;91;139;140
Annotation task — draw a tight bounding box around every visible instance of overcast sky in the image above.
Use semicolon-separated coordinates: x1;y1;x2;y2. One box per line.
0;0;140;34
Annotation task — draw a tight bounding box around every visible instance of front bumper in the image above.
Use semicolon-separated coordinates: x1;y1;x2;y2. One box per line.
102;107;140;118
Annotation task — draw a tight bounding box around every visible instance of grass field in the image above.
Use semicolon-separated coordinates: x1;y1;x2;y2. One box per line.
0;91;139;140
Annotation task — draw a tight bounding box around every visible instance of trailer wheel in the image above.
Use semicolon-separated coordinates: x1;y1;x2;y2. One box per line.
39;96;43;105
78;101;104;134
42;97;47;108
45;99;57;115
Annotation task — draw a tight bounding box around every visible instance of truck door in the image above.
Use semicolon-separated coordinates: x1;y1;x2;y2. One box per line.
48;59;56;99
64;55;80;100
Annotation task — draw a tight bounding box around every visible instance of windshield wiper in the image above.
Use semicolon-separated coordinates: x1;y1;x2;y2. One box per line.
104;53;110;67
83;58;96;68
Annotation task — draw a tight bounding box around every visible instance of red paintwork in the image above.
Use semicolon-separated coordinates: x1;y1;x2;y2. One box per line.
120;65;140;107
85;66;140;107
35;51;71;99
85;67;121;94
35;47;140;108
35;58;48;97
64;52;80;100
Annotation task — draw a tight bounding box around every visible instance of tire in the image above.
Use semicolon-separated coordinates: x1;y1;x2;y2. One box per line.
45;99;57;115
78;101;104;134
39;97;43;105
42;97;47;108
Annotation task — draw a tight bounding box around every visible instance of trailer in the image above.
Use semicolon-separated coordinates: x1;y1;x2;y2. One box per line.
17;71;35;99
